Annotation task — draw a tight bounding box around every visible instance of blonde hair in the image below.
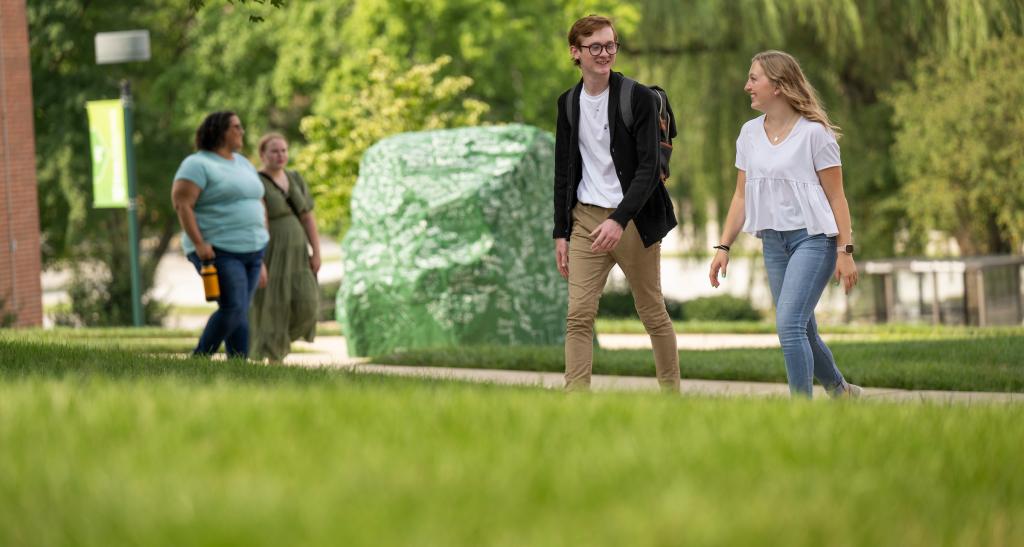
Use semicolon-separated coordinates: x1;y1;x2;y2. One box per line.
752;50;841;138
257;132;287;155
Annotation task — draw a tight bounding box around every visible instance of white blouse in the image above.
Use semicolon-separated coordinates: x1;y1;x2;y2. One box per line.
735;115;840;237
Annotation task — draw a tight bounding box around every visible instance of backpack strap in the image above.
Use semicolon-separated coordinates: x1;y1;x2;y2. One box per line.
258;171;303;220
618;77;636;132
563;83;580;132
565;78;639;133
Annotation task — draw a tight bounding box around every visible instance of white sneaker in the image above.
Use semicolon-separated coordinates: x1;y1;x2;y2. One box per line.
839;383;863;399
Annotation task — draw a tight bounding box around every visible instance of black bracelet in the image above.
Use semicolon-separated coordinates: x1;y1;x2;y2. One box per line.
713;244;731;252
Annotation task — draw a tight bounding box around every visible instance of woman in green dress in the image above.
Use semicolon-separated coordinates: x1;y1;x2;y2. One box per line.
249;133;322;361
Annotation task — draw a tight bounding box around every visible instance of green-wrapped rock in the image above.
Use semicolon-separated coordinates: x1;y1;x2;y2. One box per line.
337;124;566;357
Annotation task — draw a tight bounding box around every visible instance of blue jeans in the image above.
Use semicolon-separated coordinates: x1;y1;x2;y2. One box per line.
762;229;848;398
187;247;265;359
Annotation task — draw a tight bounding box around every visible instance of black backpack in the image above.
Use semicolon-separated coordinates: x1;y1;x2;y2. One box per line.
564;77;677;184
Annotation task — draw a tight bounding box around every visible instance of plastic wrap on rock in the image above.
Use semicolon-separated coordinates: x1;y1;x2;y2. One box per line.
337;124;567;357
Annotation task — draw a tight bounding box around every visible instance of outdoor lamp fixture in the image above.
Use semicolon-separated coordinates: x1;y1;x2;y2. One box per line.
92;30;150;327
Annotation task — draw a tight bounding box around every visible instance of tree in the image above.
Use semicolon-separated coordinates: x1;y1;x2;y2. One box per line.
341;0;645;127
294;51;489;236
187;0;287;22
887;36;1024;255
30;0;354;325
625;0;1024;257
29;0;201;324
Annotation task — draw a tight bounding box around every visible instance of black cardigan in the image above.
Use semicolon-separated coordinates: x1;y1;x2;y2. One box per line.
552;71;677;248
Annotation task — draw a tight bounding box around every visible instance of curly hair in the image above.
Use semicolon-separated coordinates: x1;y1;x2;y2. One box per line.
194;111;237;151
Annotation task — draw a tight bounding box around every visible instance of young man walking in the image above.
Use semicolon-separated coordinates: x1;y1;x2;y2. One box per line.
553;15;680;392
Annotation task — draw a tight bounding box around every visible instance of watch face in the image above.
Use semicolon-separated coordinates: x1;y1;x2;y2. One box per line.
842;244;855;254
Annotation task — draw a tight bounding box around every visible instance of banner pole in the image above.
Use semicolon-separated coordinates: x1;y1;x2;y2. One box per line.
121;79;143;327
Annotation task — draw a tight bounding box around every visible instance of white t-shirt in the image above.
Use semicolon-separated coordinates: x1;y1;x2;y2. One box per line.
576;87;623;208
735;115;841;237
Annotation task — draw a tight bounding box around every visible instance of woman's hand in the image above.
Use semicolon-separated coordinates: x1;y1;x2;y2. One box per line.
258;262;268;289
310;252;321;276
709;250;730;288
835;253;858;293
196;242;215;262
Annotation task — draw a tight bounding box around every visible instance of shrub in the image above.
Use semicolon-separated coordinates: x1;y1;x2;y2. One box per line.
598;290;760;322
682;295;761;322
51;268;168;327
598;289;684;320
318;280;340;322
0;293;16;327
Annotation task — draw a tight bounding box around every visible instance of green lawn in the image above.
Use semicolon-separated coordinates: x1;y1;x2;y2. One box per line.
1;340;1022;546
0;328;316;354
595;318;1024;337
322;317;1024;336
374;331;1024;392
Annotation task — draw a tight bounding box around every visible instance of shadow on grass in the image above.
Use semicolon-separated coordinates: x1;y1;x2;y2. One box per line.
373;336;1024;393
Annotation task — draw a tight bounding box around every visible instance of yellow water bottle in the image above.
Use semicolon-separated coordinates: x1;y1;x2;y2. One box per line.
200;261;220;302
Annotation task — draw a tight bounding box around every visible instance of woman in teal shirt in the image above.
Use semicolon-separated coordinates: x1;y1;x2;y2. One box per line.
171;111;269;358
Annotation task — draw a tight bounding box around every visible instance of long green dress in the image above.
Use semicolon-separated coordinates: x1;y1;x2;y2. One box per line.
249;170;318;361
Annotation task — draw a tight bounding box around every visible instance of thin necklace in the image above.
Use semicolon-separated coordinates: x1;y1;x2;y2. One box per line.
768;113;800;143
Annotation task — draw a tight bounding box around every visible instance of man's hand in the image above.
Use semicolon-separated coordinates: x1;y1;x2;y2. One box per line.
554;238;569;279
196;242;215;262
590;219;624;252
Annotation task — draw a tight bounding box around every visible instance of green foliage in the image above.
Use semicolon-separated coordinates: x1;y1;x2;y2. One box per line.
187;0;288;22
29;0;1024;326
599;290;759;321
50;268;169;328
28;0;203;325
341;0;638;129
628;0;1024;257
887;36;1024;255
28;0;348;325
295;51;489;236
0;294;16;328
598;289;684;320
318;280;340;322
682;294;763;322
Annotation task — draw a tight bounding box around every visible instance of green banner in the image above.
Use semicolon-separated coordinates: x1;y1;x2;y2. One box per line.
86;100;128;208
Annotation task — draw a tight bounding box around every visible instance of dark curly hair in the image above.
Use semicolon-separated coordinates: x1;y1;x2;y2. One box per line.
194;111;237;151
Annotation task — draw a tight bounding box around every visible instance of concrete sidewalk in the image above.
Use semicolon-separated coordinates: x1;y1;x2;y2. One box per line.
284;336;1024;404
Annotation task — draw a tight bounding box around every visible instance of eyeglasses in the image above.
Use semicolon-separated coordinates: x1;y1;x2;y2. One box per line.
580;42;619;56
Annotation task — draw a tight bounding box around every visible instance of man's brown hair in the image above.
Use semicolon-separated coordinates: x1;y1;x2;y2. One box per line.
568;15;617;66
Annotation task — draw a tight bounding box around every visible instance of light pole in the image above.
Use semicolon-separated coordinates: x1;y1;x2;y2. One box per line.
95;30;149;327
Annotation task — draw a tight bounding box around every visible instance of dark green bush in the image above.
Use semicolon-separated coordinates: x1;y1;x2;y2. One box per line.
598;289;684;320
51;269;168;327
598;290;760;322
682;295;761;321
0;293;17;327
319;280;341;322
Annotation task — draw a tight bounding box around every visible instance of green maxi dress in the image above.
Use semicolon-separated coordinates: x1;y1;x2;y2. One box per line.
249;170;319;361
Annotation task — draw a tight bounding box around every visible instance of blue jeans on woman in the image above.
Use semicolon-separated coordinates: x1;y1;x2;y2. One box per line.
762;229;849;398
187;247;265;359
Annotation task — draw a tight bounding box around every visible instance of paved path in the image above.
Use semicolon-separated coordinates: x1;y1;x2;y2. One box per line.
284;336;1024;404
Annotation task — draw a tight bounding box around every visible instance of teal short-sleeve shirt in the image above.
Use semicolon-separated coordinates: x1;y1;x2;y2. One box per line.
174;151;270;254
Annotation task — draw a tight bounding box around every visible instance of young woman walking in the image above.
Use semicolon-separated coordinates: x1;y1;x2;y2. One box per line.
709;50;862;398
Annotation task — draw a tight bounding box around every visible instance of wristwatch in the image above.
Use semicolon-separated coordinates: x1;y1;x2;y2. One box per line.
839;243;855;255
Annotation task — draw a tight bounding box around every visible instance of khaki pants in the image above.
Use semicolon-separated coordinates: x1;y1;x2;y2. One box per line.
565;203;680;392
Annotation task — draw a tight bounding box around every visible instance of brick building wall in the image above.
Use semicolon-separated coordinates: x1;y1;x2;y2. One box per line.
0;0;43;327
